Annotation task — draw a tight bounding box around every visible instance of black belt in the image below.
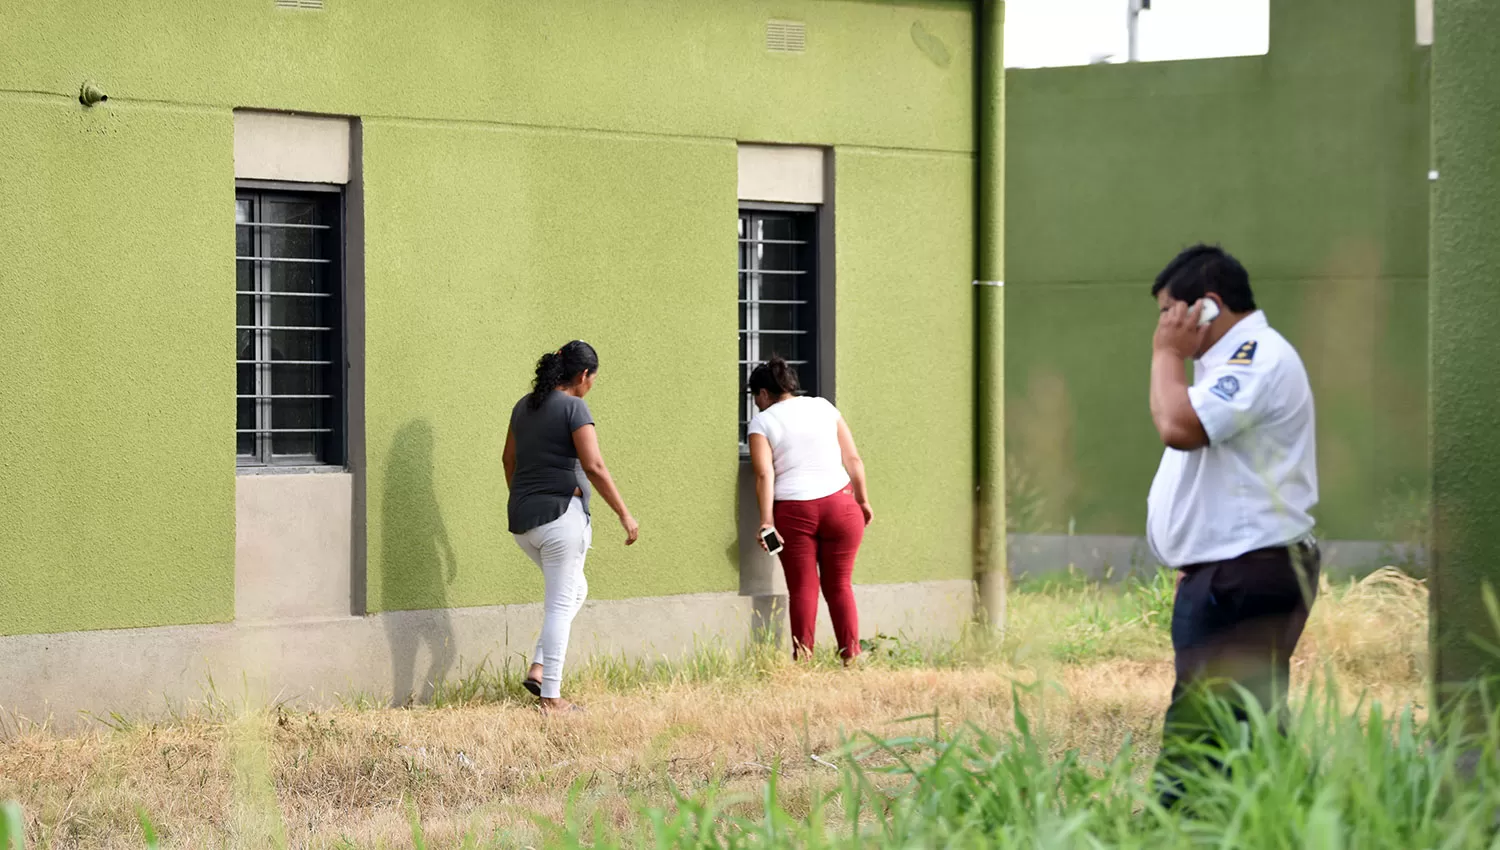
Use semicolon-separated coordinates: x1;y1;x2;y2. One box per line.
1182;536;1318;572
1247;538;1317;558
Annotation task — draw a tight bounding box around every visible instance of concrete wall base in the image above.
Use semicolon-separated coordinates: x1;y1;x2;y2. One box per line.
0;580;973;727
1007;533;1427;581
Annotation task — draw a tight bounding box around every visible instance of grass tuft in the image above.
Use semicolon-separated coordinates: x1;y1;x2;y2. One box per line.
0;569;1439;848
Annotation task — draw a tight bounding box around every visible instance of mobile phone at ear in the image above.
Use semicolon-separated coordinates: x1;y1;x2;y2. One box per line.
760;528;784;556
1196;299;1220;327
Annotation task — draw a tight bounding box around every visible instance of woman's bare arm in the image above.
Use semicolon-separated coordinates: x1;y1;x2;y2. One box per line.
749;433;776;531
837;418;873;524
572;424;639;545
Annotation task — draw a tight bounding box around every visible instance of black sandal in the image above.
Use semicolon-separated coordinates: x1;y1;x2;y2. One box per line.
522;678;543;697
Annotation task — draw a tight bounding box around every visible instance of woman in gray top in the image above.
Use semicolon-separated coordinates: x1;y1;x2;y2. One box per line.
503;340;639;714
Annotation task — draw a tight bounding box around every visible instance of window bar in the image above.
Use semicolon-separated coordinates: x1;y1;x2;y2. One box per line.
238;191;343;466
738;215;747;440
254;195;272;464
235;325;333;332
737;209;816;447
748;216;762;438
234;291;332;298
235;256;334;265
236;222;333;231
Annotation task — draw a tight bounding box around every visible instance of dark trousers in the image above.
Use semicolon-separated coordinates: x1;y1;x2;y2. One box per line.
1155;541;1321;808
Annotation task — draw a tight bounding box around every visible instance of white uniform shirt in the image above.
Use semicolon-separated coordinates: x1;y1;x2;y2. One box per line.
1146;311;1318;568
747;396;851;502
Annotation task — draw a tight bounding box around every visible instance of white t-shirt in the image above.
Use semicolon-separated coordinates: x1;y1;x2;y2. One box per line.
746;396;852;502
1146;311;1318;568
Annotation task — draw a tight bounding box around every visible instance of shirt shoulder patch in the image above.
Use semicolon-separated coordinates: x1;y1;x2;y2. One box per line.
1209;374;1241;401
1227;340;1258;366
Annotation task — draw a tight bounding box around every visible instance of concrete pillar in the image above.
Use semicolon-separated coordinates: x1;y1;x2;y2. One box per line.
1429;0;1500;707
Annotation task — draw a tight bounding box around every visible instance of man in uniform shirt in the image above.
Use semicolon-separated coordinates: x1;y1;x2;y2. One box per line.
1144;244;1320;808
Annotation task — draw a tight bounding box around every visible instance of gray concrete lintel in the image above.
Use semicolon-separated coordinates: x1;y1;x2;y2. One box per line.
1007;533;1427;581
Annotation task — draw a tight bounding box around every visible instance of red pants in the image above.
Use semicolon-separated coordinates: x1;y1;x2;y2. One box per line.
773;487;865;659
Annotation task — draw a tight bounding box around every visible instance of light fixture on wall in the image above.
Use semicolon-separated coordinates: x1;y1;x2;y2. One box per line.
79;80;108;107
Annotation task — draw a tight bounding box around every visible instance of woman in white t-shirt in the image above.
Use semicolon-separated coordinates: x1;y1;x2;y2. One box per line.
746;356;873;663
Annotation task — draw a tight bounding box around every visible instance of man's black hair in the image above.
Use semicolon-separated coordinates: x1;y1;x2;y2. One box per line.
1150;244;1257;313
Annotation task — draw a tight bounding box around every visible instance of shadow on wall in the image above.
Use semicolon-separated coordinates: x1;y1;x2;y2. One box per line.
381;419;458;707
734;461;788;650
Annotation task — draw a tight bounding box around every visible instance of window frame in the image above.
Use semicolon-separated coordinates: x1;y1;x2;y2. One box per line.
235;180;348;470
739;201;820;453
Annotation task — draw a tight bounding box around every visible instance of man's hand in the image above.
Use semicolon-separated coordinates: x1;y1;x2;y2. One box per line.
1153;300;1210;361
1149;300;1212;451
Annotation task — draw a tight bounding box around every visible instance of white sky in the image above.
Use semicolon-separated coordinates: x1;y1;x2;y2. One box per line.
1003;0;1271;68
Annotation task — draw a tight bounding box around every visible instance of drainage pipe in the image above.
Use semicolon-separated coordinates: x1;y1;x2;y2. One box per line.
973;0;1007;632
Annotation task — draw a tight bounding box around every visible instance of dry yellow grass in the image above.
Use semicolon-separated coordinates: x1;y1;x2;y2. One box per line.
0;570;1428;849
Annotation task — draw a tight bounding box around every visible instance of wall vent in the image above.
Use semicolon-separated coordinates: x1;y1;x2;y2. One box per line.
275;0;324;9
766;20;806;54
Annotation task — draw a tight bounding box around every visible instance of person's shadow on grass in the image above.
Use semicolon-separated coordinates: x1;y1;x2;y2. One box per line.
381;420;458;707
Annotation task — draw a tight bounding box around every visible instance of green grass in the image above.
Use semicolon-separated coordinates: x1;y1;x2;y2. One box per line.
1;802;23;850
527;683;1500;849
418;568;1180;713
1005;567;1177;664
394;571;1484;847
0;572;1465;848
419;625;1017;711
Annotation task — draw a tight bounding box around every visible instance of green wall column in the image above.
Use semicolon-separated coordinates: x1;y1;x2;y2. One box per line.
1429;0;1500;702
974;0;1007;629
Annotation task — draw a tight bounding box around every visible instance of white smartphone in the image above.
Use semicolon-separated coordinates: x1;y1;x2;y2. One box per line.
1196;299;1220;327
760;527;784;556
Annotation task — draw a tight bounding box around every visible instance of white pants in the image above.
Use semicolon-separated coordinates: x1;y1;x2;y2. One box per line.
513;496;591;699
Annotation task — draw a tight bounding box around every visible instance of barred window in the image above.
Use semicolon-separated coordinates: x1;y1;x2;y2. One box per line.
236;187;344;467
739;206;818;448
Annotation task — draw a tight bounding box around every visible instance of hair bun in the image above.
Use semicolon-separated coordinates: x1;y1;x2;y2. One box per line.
747;353;802;398
528;341;600;410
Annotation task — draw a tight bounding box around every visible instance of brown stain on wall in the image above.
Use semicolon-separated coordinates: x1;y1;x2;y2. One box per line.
1009;367;1076;534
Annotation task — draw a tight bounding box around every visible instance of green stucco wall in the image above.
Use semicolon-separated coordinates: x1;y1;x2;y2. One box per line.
1005;0;1430;546
0;100;236;635
365;124;741;608
836;148;976;585
0;1;973;154
1429;0;1500;690
1;1;979;633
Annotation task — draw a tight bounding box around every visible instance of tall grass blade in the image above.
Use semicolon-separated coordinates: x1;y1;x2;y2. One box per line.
0;802;22;850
